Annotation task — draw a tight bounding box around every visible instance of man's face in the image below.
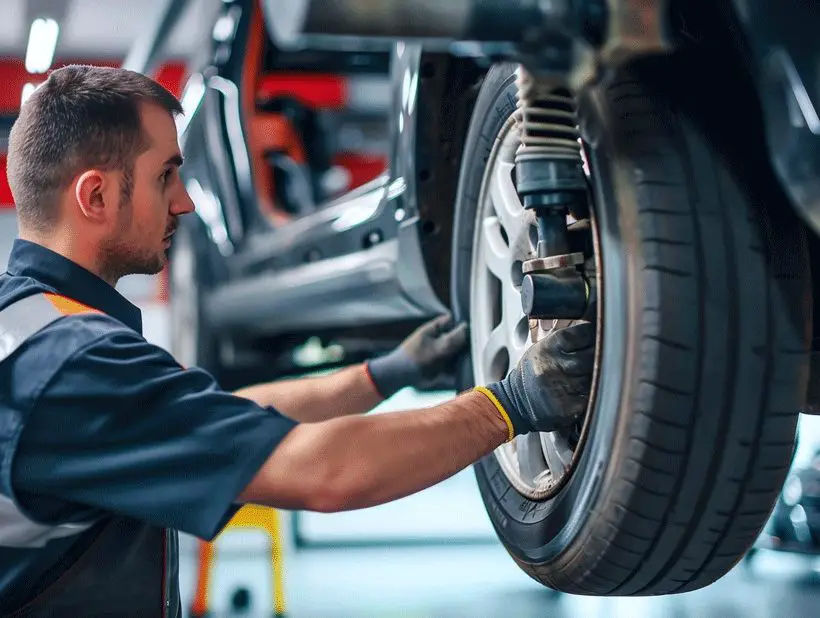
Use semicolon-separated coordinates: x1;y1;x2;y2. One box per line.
101;102;194;278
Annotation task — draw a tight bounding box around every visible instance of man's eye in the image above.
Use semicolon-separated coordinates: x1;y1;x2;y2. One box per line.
161;169;172;184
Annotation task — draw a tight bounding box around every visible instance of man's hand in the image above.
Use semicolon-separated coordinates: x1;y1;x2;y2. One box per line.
477;322;595;440
366;314;469;399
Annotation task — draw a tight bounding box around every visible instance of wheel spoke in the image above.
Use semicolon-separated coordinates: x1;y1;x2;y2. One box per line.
490;160;527;242
516;433;548;486
503;283;528;364
540;431;574;480
481;324;509;380
480;217;510;281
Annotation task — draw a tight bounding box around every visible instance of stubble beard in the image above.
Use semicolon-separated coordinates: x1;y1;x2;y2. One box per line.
98;178;165;283
100;227;165;282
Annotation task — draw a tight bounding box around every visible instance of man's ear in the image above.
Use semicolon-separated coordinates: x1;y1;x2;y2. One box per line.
75;170;111;222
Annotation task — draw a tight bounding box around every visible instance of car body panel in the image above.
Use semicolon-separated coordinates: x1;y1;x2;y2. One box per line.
729;0;820;235
175;0;446;344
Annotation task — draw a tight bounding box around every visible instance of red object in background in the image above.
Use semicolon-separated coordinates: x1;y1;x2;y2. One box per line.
0;58;42;114
333;153;387;191
0;155;12;206
154;63;186;98
257;73;347;110
255;73;386;191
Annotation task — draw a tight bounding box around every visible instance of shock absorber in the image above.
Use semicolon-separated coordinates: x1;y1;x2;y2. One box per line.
514;66;589;321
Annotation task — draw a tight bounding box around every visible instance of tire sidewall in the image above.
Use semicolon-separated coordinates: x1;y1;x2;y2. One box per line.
450;63;629;565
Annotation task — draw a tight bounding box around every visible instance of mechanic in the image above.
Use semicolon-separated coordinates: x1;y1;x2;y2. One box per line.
0;65;595;617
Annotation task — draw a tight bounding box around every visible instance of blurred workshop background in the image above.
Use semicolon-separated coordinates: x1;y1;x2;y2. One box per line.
3;1;820;617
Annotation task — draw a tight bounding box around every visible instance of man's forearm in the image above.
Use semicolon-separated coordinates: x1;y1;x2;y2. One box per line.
238;390;509;512
322;391;509;510
234;363;384;422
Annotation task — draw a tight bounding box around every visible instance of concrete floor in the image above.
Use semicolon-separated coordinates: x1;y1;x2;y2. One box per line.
3;212;820;617
172;425;820;618
178;540;820;618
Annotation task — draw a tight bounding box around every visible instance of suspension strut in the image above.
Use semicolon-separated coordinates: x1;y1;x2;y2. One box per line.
514;66;590;322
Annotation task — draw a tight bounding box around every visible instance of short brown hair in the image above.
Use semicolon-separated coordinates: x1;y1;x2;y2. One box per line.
6;64;183;232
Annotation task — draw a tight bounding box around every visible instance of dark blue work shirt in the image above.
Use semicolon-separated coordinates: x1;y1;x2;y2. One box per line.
0;239;297;612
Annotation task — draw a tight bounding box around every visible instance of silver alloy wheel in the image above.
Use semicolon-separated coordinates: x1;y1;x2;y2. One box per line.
469;115;587;501
169;228;200;369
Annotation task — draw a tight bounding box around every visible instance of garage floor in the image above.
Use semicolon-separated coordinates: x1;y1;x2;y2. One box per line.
178;531;820;617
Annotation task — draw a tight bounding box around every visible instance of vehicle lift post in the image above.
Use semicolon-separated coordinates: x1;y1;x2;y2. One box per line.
190;505;287;617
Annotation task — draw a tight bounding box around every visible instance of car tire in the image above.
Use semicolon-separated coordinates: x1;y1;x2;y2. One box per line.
450;58;812;595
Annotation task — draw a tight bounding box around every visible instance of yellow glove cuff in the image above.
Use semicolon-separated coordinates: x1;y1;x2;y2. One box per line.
474;386;515;443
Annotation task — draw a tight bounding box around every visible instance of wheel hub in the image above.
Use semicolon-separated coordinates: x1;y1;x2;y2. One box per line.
469;114;596;501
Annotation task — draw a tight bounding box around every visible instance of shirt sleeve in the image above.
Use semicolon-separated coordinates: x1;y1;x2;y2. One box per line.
9;327;298;541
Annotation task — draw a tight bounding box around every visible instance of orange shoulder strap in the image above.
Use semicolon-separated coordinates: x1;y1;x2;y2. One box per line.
42;293;102;316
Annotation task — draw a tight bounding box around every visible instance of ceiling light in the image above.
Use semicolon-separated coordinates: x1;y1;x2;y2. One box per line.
25;18;60;74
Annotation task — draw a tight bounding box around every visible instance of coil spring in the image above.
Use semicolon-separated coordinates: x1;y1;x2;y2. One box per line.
514;66;582;165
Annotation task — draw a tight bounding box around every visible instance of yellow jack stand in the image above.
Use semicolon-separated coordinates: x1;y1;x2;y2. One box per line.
190;505;287;617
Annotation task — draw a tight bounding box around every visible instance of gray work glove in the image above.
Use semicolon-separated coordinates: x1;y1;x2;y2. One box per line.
478;322;595;440
366;314;469;398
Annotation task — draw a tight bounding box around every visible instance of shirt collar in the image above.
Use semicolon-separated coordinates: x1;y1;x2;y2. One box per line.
6;239;143;334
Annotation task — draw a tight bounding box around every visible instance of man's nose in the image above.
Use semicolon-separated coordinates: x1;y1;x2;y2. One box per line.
170;187;196;216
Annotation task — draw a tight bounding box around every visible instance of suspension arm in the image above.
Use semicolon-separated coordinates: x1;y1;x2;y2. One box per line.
266;0;672;89
267;0;549;44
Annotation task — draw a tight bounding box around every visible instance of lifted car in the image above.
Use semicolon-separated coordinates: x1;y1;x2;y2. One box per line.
164;0;820;598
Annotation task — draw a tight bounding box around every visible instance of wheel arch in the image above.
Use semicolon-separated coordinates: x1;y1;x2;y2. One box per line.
804;229;820;411
411;52;489;307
